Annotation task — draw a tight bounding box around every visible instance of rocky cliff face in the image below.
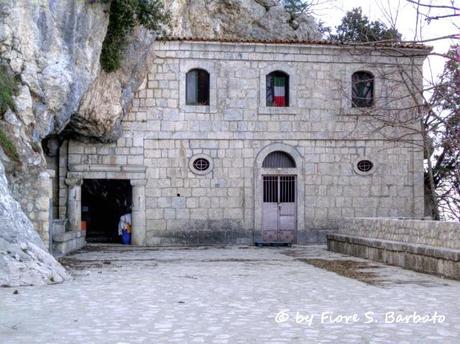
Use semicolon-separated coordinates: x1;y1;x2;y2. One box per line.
0;160;69;286
0;0;320;286
0;0;109;141
167;0;321;40
67;27;157;141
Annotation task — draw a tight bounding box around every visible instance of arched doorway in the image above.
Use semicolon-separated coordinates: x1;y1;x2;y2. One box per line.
254;144;304;244
262;151;296;243
254;142;305;244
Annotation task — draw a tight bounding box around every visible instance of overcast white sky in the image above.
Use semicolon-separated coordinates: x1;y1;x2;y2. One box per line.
314;0;459;82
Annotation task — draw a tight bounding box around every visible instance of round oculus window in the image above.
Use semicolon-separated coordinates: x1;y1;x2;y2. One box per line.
189;154;213;175
357;160;374;173
192;158;210;172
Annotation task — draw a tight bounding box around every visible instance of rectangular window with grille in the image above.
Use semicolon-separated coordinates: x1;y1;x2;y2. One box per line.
263;176;278;203
263;176;295;203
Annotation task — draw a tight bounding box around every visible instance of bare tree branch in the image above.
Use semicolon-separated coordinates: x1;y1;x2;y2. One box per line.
406;0;460;11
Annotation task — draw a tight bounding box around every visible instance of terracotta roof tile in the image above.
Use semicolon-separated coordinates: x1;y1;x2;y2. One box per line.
157;36;431;50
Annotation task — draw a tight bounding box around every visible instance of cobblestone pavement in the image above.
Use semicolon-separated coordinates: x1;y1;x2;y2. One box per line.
1;245;460;344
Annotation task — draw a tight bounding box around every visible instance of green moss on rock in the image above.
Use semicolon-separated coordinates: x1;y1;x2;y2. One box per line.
0;65;17;114
0;127;20;162
100;0;170;72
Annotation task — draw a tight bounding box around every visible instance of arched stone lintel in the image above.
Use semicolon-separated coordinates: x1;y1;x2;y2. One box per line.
254;142;303;171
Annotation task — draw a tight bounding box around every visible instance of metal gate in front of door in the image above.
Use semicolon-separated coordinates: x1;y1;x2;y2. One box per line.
262;175;297;243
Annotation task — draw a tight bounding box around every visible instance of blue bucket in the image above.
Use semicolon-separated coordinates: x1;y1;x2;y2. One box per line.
121;230;131;245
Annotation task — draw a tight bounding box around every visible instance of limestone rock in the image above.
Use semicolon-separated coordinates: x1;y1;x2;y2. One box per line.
70;28;157;141
0;0;109;139
0;160;69;287
13;85;34;127
70;72;124;141
0;0;108;286
167;0;322;40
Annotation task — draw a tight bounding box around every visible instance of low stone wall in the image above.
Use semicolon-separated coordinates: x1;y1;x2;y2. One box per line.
52;231;85;257
327;218;460;280
338;217;460;249
51;220;85;257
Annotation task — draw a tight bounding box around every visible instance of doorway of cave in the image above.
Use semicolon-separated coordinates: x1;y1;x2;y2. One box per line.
81;179;132;243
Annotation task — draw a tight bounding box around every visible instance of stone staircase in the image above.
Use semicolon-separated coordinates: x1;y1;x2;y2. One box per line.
51;219;85;257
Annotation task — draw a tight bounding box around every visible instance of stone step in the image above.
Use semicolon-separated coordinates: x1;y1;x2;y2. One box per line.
53;230;82;243
53;236;85;257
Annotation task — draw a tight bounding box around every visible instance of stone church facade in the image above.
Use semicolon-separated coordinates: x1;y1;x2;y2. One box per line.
57;38;428;246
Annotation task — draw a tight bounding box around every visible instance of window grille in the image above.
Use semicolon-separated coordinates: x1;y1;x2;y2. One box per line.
263;176;295;203
263;176;278;203
262;151;296;168
193;158;210;171
280;176;295;202
357;160;373;172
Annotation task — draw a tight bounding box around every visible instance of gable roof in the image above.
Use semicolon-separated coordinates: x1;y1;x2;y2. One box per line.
157;36;431;51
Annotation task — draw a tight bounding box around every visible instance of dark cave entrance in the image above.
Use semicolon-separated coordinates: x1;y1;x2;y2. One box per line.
82;179;132;243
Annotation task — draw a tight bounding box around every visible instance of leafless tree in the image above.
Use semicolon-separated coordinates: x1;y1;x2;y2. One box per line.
334;0;459;220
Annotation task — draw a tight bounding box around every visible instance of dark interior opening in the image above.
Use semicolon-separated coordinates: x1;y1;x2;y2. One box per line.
82;179;132;243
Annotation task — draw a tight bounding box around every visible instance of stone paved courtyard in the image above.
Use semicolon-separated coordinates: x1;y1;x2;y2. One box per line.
1;245;460;344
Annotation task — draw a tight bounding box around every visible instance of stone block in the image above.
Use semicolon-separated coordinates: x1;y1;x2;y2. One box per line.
224;109;243;121
328;222;460;280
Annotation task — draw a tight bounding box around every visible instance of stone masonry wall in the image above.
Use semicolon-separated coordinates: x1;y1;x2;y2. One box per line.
62;40;427;245
10;169;53;249
338;217;460;250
